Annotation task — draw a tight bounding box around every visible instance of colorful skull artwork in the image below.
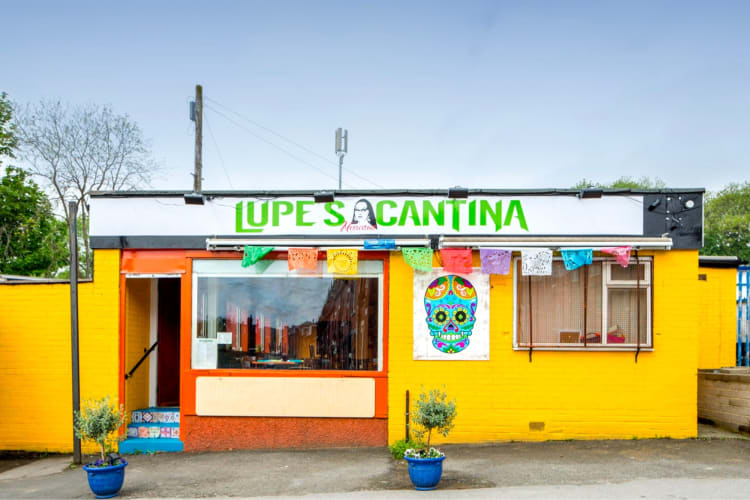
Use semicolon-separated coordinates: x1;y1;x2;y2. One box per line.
424;275;478;354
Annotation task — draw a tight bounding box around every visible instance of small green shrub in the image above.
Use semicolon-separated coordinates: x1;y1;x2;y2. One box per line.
73;396;125;461
404;447;443;459
411;386;457;450
388;439;424;459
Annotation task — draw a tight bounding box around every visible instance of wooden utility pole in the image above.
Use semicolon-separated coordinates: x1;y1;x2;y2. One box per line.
68;201;81;465
193;84;203;193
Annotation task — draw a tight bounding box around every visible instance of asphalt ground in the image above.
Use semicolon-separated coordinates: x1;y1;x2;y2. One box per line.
1;427;749;499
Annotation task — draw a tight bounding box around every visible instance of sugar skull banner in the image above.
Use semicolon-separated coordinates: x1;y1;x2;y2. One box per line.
479;248;511;275
413;270;490;360
521;248;553;276
440;248;473;274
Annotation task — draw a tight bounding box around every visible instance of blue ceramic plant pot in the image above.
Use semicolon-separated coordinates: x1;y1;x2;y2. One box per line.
82;459;128;499
404;455;445;490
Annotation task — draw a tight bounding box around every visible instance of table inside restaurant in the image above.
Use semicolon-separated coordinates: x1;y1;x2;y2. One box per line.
251;359;304;369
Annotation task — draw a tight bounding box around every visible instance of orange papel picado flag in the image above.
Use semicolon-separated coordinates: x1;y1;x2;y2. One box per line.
288;248;319;271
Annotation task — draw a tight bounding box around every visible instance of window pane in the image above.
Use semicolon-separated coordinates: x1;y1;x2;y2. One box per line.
610;263;647;282
606;288;648;344
517;261;603;344
195;276;379;370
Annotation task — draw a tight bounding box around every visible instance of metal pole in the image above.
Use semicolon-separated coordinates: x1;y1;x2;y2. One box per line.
194;84;203;193
405;390;410;441
68;201;81;465
338;154;343;190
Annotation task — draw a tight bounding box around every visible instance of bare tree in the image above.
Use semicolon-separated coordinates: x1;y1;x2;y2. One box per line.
16;101;157;277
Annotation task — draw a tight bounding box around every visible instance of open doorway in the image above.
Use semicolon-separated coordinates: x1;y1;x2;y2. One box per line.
124;276;181;412
121;275;184;453
156;278;181;406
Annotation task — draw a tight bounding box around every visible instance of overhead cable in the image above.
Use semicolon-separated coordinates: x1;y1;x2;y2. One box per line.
204;113;234;189
205;97;383;188
206;104;354;188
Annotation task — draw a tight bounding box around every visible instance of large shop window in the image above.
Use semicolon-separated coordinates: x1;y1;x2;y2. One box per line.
515;258;652;348
192;259;383;370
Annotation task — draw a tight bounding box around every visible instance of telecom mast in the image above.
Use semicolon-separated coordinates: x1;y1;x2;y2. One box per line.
335;128;348;189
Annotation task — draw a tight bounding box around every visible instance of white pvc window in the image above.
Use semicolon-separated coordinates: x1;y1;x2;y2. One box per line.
514;258;652;349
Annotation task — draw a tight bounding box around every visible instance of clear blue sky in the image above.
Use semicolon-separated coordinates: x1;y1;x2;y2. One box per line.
4;1;749;192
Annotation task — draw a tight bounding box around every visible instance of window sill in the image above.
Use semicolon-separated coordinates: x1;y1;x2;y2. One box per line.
188;368;387;377
513;346;654;352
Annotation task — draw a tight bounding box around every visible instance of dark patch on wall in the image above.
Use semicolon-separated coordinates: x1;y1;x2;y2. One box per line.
529;421;545;431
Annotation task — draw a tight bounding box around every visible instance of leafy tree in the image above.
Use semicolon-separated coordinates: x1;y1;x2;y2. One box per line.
573;176;666;190
0;93;68;277
16;101;158;278
0;92;18;161
702;182;750;263
0;166;69;276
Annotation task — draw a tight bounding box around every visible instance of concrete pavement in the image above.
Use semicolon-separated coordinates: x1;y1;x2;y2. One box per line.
1;428;750;499
0;456;71;481
261;480;750;499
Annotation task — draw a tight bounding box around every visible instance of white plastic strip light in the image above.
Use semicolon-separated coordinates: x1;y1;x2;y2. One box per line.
206;237;431;251
441;236;672;250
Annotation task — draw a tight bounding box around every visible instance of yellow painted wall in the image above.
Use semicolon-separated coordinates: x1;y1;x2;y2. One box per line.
0;250;120;452
697;267;737;369
124;279;151;423
388;250;700;444
0;246;716;450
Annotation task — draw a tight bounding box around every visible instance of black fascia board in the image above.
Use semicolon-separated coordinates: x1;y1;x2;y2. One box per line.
698;256;742;268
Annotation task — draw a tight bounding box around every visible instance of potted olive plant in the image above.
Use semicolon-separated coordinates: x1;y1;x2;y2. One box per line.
74;397;128;499
403;387;457;490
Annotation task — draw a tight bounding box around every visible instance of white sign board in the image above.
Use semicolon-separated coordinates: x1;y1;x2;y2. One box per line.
90;195;644;237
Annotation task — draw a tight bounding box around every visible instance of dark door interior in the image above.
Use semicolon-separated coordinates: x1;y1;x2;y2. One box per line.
157;278;181;407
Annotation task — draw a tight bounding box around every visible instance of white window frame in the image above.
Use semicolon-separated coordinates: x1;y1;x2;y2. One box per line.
513;257;653;350
602;259;652;347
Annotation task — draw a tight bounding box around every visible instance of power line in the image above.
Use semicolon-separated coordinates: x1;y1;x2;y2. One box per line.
207;104;348;187
204;113;234;189
205;104;355;188
204;96;384;188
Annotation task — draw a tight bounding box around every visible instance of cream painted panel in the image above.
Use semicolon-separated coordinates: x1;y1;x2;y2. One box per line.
196;377;375;417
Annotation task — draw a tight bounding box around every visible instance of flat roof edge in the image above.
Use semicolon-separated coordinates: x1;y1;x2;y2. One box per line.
699;256;742;268
91;187;706;198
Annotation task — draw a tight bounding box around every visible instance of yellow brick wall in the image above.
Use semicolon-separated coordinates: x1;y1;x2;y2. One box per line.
124;279;151;422
0;250;120;452
388;250;699;444
697;267;737;369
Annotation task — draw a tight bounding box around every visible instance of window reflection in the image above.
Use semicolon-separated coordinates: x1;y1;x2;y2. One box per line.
196;276;379;370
